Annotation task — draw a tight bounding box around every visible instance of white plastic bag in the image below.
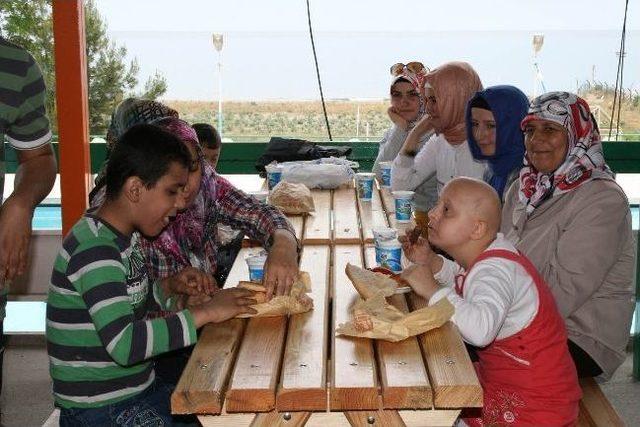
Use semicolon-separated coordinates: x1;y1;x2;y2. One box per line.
279;158;357;189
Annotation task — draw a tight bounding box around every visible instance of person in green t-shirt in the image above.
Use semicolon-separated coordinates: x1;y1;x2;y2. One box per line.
0;36;57;395
47;124;256;425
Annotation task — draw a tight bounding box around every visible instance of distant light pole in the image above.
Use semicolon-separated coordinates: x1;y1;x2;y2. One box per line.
212;33;224;138
532;34;545;98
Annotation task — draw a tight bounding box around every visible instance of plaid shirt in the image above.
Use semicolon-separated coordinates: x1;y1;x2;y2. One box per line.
142;174;296;284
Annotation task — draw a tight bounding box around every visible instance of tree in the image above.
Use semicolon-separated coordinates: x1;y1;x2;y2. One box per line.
0;0;168;134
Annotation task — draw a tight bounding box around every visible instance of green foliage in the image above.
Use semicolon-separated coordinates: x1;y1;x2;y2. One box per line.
0;0;168;134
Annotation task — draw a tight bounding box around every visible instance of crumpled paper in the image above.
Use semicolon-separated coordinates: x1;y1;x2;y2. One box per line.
269;182;315;215
336;264;453;342
235;271;313;318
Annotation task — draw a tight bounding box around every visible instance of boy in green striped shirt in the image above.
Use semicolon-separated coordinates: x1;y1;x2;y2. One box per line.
47;124;256;425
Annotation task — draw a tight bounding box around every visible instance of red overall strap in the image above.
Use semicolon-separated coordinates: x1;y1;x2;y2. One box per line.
455;249;533;297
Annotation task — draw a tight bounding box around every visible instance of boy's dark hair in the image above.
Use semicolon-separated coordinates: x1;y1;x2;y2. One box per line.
192;123;221;150
105;124;191;200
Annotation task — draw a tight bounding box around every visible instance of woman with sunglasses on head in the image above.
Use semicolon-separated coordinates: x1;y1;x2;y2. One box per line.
501;92;634;379
372;62;438;212
391;61;487;198
465;85;530;201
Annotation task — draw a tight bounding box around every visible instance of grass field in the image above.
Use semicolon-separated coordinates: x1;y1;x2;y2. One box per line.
164;92;640;143
165;99;390;142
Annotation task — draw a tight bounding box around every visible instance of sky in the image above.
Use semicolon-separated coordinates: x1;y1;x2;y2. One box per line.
95;0;639;100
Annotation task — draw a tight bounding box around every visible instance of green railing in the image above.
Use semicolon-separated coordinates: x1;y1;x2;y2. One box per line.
5;140;640;174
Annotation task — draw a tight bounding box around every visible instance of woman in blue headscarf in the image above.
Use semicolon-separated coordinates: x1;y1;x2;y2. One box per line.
465;85;529;200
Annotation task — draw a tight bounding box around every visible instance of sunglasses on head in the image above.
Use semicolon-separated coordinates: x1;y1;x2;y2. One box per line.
390;62;429;76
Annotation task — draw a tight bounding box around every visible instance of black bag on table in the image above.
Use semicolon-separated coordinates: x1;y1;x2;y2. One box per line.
255;137;352;176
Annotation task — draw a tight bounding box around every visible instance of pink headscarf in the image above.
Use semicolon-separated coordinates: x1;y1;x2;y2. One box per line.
424;61;482;144
518;92;614;214
139;117;220;278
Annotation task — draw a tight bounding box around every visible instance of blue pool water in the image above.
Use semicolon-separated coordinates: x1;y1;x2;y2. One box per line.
32;205;640;231
33;206;63;230
36;205;640;230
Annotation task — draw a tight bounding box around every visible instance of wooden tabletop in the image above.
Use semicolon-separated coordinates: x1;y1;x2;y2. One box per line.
171;179;482;426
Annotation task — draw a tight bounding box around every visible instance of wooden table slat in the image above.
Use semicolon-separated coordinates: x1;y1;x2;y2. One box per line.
223;246;288;413
277;245;331;411
331;245;379;410
303;190;332;244
333;187;362;244
363;245;377;270
363;246;433;408
344;410;406;427
375;294;433;409
225;316;288;412
408;294;483;409
171;319;245;414
286;215;305;241
249;411;311;427
358;187;389;244
379;187;396;215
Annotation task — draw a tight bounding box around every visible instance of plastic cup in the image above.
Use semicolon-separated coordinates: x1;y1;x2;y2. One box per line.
375;237;403;272
372;227;398;243
372;227;402;272
265;164;283;190
355;172;375;201
245;253;267;282
248;190;269;203
378;161;392;188
392;191;415;223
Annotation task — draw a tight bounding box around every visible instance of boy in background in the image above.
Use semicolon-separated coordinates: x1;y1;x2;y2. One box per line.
47;124;255;425
401;177;580;426
193;123;221;169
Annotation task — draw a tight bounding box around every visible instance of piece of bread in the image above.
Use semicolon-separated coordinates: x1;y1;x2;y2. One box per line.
238;281;268;304
345;263;399;299
269;182;315;214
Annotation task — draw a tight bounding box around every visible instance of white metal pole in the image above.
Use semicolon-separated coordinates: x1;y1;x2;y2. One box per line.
218;51;223;138
533;52;537;99
356;103;360;138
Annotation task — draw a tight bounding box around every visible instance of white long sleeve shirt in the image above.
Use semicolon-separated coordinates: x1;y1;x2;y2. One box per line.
429;234;538;347
372;125;438;211
391;133;488;195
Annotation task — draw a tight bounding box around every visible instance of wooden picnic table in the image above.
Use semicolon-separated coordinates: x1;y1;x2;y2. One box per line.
171;178;482;426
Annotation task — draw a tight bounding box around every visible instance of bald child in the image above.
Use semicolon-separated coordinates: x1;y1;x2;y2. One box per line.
401;177;580;425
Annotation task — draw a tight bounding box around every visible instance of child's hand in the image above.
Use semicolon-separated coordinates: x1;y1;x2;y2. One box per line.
190;288;257;327
166;267;217;297
401;264;440;300
185;293;213;308
400;231;434;266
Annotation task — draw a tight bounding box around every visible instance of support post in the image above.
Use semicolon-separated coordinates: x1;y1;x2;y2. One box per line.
52;0;91;235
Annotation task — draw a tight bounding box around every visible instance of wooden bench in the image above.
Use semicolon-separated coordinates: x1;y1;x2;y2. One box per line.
577;377;624;427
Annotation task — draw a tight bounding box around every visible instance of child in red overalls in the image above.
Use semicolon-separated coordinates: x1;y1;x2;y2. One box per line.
402;177;581;426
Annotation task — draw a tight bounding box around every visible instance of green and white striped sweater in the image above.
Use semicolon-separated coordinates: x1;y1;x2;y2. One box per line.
46;215;197;409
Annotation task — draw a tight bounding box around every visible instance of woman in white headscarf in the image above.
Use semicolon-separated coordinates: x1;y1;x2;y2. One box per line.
372;62;438;212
